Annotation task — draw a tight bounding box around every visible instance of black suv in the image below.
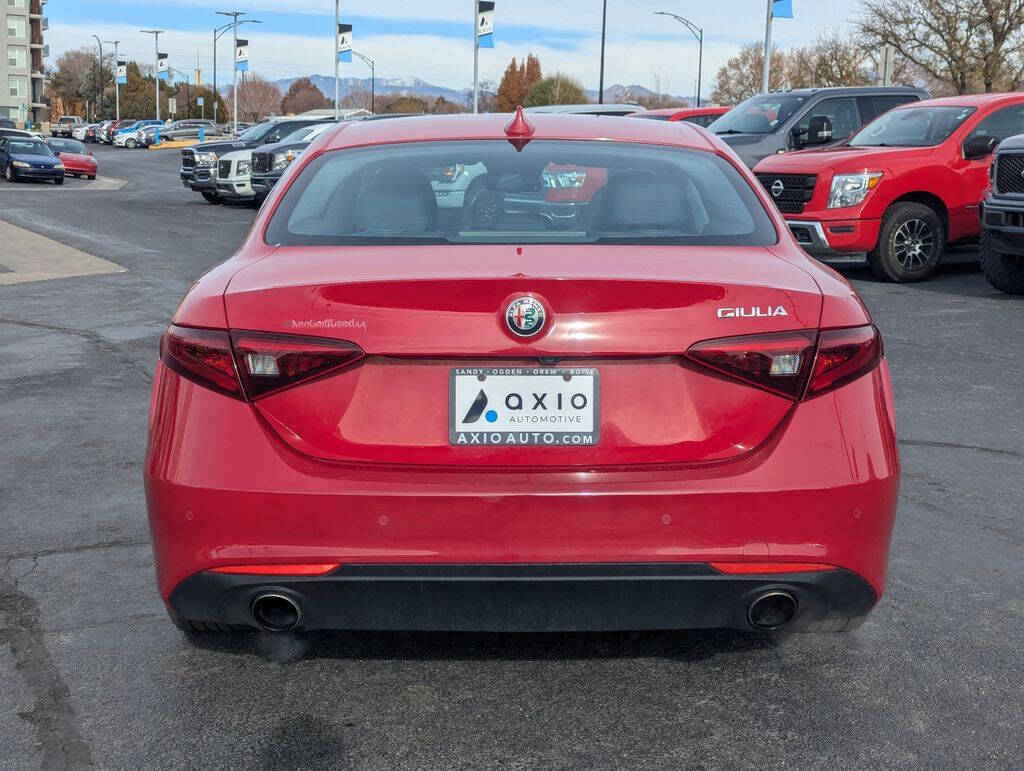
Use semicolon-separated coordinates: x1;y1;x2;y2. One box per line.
979;133;1024;294
180;117;333;204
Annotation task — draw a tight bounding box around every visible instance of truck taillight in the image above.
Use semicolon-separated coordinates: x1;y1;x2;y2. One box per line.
685;325;882;400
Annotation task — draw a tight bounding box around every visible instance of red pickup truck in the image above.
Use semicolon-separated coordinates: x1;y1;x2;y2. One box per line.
753;94;1024;282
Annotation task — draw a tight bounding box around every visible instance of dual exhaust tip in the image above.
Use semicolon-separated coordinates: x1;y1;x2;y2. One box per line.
251;589;798;633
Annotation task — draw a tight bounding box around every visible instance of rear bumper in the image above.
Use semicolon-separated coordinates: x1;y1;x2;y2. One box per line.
146;359;901;628
169;563;875;633
785;216;880;262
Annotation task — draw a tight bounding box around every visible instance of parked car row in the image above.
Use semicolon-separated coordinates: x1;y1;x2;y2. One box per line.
60;118;222;148
0;127;98;183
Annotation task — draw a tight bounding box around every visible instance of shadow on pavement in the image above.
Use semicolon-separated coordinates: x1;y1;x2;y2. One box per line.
180;626;783;664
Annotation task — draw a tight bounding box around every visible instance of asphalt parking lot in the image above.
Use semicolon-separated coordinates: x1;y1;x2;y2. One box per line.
0;143;1022;768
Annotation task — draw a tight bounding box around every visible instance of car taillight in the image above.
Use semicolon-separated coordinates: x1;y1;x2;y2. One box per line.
685;331;816;398
230;331;364;399
160;325;241;398
685;324;881;400
807;325;882;397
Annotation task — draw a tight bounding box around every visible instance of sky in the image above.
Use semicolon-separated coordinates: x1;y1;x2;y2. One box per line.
45;1;853;98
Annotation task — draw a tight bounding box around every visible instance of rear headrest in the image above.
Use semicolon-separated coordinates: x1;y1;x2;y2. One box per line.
352;168;438;234
600;171;687;230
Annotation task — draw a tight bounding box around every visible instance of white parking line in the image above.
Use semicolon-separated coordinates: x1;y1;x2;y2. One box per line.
0;221;126;286
0;175;127;192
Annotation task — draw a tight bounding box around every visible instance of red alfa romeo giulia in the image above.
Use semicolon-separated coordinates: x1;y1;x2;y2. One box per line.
145;109;900;636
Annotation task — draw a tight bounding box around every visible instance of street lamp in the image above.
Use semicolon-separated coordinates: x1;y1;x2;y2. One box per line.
654;11;703;107
213;18;260;127
104;40;120;121
598;0;607;104
91;35;104;119
140;30;164;121
351;51;375;115
216;11;246;133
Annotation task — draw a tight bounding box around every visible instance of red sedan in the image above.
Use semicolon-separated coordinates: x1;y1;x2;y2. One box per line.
145;109;900;636
45;138;97;179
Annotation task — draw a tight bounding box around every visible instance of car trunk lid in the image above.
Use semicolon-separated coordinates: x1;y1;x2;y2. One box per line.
223;245;822;467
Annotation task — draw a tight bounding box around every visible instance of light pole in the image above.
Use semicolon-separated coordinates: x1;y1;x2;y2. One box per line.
213;18;260;128
654;11;703;107
761;0;773;93
105;39;120;120
140;30;163;121
217;11;245;133
352;51;374;114
598;0;607;103
335;0;340;119
91;35;104;119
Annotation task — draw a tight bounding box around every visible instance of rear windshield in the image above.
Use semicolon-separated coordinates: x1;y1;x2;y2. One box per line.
850;106;976;147
265;140;776;246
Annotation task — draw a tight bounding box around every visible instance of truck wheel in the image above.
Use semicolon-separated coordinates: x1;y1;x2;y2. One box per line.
201;191;223;204
979;230;1024;295
868;202;944;282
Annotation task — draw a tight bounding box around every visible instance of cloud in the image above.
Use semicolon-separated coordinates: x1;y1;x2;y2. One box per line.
48;3;856;96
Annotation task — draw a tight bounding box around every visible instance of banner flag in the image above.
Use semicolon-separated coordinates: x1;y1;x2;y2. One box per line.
338;23;353;62
157;53;168;81
116;60;127;85
772;0;794;19
236;39;249;72
478;2;494;48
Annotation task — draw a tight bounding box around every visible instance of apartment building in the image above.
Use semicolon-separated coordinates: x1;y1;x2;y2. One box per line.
3;0;47;126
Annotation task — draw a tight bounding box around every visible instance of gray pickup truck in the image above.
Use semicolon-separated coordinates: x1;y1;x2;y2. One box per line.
708;86;929;168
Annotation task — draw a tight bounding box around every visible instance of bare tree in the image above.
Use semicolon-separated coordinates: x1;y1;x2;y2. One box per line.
711;43;786;104
340;88;373;112
225;74;281;122
787;31;874;89
855;0;1024;93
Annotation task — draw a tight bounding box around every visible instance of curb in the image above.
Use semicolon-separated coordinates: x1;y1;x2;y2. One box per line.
148;140;200;150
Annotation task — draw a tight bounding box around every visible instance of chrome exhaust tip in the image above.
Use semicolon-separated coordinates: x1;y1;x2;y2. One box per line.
747;590;798;631
251;593;301;632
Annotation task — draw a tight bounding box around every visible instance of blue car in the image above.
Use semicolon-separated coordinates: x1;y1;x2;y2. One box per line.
0;136;64;184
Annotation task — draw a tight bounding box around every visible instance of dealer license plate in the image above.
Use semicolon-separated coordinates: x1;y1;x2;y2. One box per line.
450;367;600;446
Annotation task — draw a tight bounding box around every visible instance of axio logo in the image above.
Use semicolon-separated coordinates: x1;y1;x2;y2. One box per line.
717;306;789;318
462;389;498;424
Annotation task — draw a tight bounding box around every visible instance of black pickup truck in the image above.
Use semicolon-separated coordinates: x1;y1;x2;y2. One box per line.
979;134;1024;294
180;116;331;204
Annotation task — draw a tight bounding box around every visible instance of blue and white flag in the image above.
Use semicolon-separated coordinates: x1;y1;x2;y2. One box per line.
338;23;353;62
478;2;494;48
773;0;794;19
157;53;168;80
116;60;127;85
236;39;249;72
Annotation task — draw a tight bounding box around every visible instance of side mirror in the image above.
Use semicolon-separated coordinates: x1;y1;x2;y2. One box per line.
804;115;834;146
52;150;60;156
964;134;999;160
